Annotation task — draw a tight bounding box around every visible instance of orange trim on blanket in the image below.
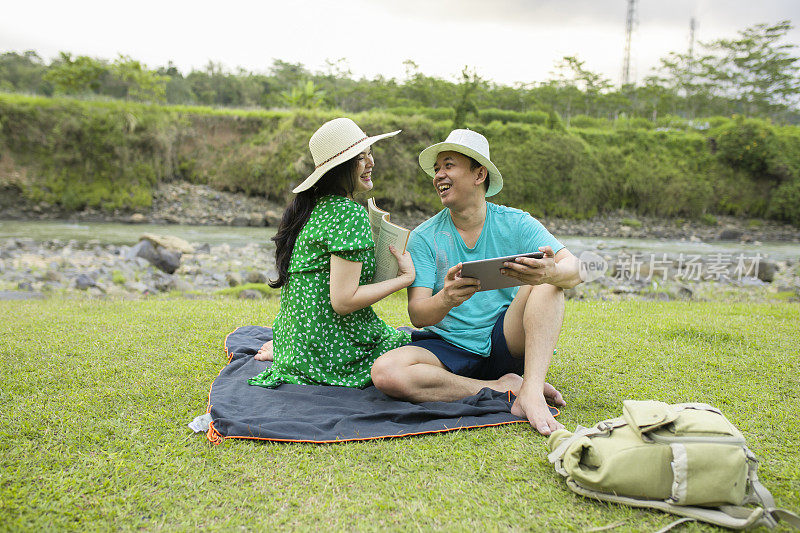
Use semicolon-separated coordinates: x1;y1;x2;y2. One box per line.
205;329;236;416
205;327;561;445
207;418;530;445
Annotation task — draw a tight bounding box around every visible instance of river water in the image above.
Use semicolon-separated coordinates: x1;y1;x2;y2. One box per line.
1;220;799;261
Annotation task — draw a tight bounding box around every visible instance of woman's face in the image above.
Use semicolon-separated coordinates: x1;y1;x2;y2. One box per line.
353;148;374;194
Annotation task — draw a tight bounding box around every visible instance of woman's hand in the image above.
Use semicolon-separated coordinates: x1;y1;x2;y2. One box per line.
390;245;415;286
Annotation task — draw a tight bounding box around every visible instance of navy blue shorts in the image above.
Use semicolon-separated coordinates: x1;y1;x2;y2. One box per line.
408;309;523;381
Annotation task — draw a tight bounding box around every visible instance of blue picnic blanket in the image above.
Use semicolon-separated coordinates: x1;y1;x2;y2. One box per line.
205;326;557;443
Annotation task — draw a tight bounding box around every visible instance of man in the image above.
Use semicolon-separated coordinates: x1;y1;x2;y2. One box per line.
371;129;582;435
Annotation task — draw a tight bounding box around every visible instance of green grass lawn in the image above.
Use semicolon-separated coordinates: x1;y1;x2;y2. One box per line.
1;295;798;531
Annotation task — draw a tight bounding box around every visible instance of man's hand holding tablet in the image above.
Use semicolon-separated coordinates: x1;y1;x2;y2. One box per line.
460;248;556;291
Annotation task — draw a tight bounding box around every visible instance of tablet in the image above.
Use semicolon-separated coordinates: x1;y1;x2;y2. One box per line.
460;252;544;292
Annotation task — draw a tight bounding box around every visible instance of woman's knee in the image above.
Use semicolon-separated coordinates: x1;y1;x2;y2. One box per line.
371;350;406;395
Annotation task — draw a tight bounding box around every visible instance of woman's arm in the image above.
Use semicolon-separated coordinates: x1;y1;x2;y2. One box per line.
329;246;415;315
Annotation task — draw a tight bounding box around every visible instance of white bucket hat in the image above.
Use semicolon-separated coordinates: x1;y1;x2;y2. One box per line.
418;129;503;197
292;118;401;194
419;130;503;196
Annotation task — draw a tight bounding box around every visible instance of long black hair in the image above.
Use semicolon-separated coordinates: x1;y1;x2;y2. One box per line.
269;156;360;288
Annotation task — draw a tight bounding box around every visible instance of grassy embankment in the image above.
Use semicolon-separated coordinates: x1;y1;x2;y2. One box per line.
1;296;798;530
2;93;800;223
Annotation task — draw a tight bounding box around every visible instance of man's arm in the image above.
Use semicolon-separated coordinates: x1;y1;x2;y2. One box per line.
500;247;582;289
407;263;480;328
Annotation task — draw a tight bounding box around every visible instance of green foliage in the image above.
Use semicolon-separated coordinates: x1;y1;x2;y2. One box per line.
452;67;483;129
0;51;50;95
620;218;642;228
479;108;548;126
110;55;168;103
281;80;326;109
700;213;718;225
653;20;800;119
385;106;454;121
0;94;178;210
2;93;800;224
43;52;108;95
772;125;800;180
111;270;126;285
767;178;800;224
215;282;279;298
569;115;610;129
710;166;771;216
706;20;800;113
654;115;690;129
713;117;779;175
545;110;565;131
615;116;654;130
487;123;603;218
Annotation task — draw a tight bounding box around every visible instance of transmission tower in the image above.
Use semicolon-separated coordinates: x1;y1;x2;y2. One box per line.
621;0;637;86
688;17;696;59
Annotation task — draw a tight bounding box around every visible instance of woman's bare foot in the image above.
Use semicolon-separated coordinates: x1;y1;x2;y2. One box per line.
254;340;274;361
491;373;524;395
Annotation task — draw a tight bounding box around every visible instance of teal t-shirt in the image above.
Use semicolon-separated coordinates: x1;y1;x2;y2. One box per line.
407;202;564;356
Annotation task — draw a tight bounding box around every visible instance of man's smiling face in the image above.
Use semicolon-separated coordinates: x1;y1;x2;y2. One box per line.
432;151;486;208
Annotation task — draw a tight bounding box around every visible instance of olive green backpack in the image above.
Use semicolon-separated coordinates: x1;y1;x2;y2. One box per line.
547;401;799;531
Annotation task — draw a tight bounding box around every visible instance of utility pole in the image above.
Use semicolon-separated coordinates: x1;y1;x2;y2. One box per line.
621;0;637;86
687;17;697;118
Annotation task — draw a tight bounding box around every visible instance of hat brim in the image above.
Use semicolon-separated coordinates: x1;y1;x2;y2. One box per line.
418;142;503;197
292;130;401;194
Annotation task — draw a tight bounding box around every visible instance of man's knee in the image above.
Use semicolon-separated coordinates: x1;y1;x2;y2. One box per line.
534;282;563;297
528;283;565;308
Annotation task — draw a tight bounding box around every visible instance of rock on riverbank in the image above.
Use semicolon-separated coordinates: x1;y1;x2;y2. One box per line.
0;237;278;300
2;236;797;302
2;181;799;242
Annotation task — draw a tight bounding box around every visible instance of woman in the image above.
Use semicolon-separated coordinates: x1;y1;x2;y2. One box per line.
248;118;414;389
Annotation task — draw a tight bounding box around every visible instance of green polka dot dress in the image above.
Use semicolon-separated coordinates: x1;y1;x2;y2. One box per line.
249;195;411;389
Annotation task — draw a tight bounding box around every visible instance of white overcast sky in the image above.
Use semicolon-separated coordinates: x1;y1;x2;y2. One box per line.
2;0;799;86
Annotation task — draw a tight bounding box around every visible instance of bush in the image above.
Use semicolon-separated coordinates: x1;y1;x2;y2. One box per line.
570;115;610;129
700;213;717;225
712;117;779;176
621;218;642;228
655;115;690;129
112;270;126;285
486;123;604;218
384;106;454;122
478;108;548;126
767;178;800;225
771;126;800;181
615;116;653;130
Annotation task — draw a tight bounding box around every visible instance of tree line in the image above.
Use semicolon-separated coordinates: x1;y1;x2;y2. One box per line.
0;21;798;125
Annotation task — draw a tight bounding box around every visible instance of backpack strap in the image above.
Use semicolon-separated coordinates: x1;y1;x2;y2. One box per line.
654;517;695;533
766;509;800;530
565;479;766;530
748;469;800;530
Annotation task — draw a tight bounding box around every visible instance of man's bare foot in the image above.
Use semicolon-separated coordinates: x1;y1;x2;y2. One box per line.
510;390;565;435
254;340;274;361
543;381;566;407
490;373;524;395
